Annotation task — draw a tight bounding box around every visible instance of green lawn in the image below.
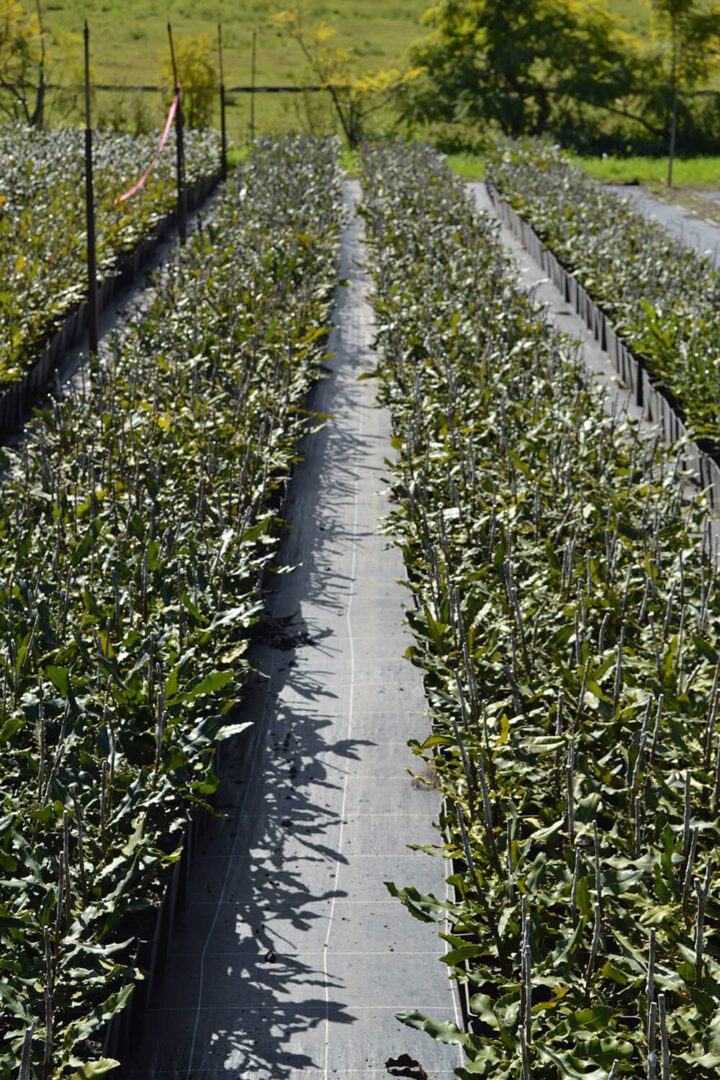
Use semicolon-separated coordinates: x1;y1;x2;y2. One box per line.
442;150;720;220
609;0;651;32
571;154;720;190
445;152;486;180
444;150;720;194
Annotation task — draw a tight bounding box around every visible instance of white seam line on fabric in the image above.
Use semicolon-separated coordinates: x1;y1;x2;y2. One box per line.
322;391;361;1080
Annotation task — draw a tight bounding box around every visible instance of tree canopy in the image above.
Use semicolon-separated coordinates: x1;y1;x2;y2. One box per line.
161;35;217;130
0;0;44;124
271;9;423;147
403;0;720;147
405;0;641;136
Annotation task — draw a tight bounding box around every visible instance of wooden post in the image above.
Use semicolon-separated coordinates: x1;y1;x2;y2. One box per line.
218;23;227;180
250;29;257;143
168;22;187;244
83;21;98;359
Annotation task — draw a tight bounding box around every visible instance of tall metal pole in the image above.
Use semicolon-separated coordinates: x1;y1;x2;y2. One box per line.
667;18;679;189
83;21;98;359
168;22;187;244
668;92;678;188
218;23;227;181
33;0;46;128
250;29;257;144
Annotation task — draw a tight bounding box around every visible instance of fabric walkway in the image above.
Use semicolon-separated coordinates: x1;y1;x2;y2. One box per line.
123;181;462;1079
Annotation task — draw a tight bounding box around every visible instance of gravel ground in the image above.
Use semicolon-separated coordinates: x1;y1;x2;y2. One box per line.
607;185;720;267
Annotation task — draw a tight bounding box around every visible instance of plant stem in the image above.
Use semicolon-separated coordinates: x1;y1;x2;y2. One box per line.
648;1000;658;1080
658;993;670;1080
566;737;576;845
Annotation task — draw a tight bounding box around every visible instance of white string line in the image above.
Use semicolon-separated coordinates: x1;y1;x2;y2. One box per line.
192;851;433;862
322;288;363;1080
166;950;441;962
185;647;278;1078
176;811;433;821
161;1003;455;1014
169;1068;460;1077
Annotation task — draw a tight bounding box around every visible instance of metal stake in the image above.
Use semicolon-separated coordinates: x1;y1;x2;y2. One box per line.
218;23;227;180
83;22;98;359
250;28;257;142
168;22;186;244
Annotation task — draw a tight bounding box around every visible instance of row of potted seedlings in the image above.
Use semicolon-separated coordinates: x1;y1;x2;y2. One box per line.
486;139;720;455
361;141;720;1079
0;135;342;1077
0;124;221;395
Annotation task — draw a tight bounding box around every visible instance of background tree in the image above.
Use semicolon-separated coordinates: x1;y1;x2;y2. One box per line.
650;0;720;183
0;0;45;125
161;34;216;129
403;0;649;140
271;9;423;148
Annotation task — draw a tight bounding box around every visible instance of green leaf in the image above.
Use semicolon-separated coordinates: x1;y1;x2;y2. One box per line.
396;1010;469;1046
172;669;234;704
423;607;448;651
385;882;450;922
417;733;454;750
693;636;718;664
0;714;24;742
46;665;71;698
242;519;273;545
567;1006;615;1032
122;815;145;857
600;961;632;987
211;606;250;629
442;943;484;966
575;876;591;922
215;721;253;742
524;736;565;754
536;1043;623;1079
468;993;501;1029
530;819;564;843
71;1060;120;1078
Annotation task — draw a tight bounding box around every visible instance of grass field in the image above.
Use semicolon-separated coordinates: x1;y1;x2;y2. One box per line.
19;0;428;140
445;152;487;180
18;0;656;142
610;0;651;31
443;149;720;194
573;153;720;188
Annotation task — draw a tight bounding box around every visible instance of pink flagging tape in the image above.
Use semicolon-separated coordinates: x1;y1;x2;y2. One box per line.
115;91;179;204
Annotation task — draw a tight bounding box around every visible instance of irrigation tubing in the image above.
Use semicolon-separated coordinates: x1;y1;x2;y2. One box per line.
2;81;335;93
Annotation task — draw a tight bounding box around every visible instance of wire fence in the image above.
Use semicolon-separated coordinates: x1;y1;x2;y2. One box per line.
2;81;333;94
